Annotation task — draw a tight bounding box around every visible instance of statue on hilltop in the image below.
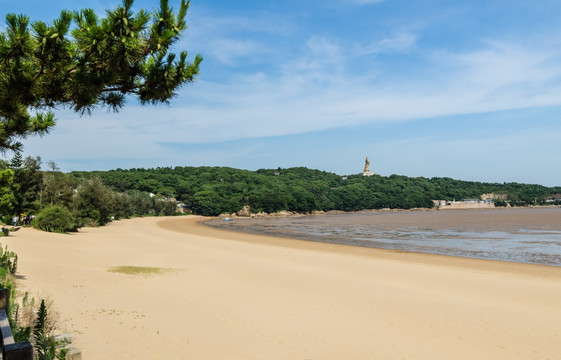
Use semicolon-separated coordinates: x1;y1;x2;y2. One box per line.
363;156;374;176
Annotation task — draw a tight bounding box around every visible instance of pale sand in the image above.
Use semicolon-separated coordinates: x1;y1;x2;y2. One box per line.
2;216;561;359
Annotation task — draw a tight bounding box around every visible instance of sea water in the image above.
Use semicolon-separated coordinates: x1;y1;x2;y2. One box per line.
205;208;561;266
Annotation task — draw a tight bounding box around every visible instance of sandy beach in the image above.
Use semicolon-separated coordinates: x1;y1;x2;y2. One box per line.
2;215;561;359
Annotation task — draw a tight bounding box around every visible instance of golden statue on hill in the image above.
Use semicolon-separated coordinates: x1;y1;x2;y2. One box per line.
363;156;374;176
364;156;370;173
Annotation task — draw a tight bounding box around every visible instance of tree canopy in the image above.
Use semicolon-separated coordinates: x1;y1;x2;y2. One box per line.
72;166;561;216
2;152;560;221
0;0;202;151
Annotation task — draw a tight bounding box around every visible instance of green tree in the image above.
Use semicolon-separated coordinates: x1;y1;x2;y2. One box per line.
0;168;15;217
135;178;163;193
112;192;134;219
33;205;79;233
288;185;318;212
73;177;114;225
152;194;177;216
191;190;225;216
330;183;370;211
0;0;201;151
125;189;154;215
41;164;75;209
10;154;42;215
33;299;67;360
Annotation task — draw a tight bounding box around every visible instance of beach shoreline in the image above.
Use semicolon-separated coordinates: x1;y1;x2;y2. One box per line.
2;215;561;359
203;206;561;267
190;215;561;276
216;204;561;219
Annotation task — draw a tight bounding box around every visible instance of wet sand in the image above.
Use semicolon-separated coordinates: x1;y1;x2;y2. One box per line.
3;215;561;359
205;207;561;265
206;207;561;237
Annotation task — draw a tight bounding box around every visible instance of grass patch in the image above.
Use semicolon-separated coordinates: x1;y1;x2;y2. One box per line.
108;266;174;276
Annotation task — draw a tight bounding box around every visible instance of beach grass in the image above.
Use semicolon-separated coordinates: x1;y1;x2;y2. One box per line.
108;266;173;276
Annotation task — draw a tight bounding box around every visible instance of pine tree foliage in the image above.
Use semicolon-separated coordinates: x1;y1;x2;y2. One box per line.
33;299;66;360
33;300;54;360
0;0;202;151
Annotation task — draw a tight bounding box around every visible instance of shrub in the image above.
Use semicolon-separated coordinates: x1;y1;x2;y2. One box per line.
0;245;17;277
33;299;67;360
32;206;79;233
494;200;507;207
11;291;34;342
73;178;114;226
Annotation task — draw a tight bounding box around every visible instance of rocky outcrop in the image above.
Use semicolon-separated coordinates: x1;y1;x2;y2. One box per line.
236;205;252;217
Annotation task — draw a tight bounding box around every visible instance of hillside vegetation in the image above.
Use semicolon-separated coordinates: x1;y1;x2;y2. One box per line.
72;166;561;216
2;155;560;223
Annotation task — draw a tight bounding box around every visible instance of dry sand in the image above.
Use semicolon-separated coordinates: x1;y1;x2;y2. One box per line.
2;215;561;359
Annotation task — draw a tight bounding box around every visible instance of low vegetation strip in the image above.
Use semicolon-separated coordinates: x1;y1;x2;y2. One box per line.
108;266;174;277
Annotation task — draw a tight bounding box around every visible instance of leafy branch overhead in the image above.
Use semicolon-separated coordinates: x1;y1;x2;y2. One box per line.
0;0;202;151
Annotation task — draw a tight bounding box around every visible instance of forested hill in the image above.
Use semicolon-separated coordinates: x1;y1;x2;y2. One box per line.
72;166;561;216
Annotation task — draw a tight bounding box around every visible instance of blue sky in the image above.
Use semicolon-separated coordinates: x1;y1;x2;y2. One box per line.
2;0;561;186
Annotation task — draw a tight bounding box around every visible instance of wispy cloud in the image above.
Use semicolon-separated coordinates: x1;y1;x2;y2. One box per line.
306;36;341;59
204;38;263;65
181;8;296;67
34;39;560;155
29;37;561;157
187;11;295;37
281;36;345;80
443;41;561;87
11;0;561;186
354;31;418;55
428;41;561;111
348;0;386;4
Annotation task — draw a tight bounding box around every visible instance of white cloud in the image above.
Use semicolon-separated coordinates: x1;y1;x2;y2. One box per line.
187;12;295;37
348;0;386;4
377;31;417;52
17;9;561;183
355;31;418;55
428;42;561;111
306;36;341;59
24;38;561;163
204;38;262;65
438;41;561;87
283;36;345;78
179;9;296;67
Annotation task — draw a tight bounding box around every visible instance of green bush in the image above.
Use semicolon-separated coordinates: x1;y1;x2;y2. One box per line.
32;206;79;233
494;200;507;207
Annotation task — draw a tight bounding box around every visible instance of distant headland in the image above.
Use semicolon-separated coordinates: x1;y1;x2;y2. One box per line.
71;164;561;217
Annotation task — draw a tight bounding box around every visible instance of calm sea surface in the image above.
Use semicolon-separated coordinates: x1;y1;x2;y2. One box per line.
204;207;561;266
